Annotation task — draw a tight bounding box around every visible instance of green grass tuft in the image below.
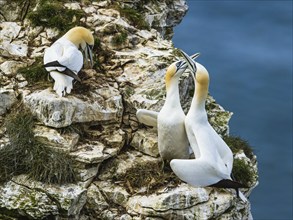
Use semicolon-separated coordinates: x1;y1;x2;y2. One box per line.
117;6;149;30
223;135;256;186
232;158;254;186
18;59;48;84
27;1;85;32
0;109;77;184
111;32;128;46
224;135;254;159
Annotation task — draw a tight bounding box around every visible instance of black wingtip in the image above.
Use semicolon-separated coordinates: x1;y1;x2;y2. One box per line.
209;179;248;189
63;69;81;82
44;61;81;82
43;61;65;68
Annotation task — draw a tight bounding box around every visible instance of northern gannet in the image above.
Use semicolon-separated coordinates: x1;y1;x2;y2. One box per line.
43;27;94;97
170;50;247;201
136;53;200;161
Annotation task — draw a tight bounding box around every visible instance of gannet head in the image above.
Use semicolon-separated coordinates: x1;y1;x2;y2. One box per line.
64;27;94;68
165;60;186;89
195;62;209;85
180;50;209;85
165;52;200;89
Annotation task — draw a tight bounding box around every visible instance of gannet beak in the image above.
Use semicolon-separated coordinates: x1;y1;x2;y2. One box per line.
177;53;199;70
180;50;199;76
85;44;94;68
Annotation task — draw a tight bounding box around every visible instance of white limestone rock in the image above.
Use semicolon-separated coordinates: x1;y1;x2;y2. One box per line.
0;88;17;115
24;88;123;128
77;165;100;187
98;150;161;181
131;128;159;157
70;141;114;164
0;22;21;41
95;181;130;206
126;184;211;218
0;180;58;219
0;22;28;57
34;125;80;152
102;128;126;150
125;183;250;219
0;40;28;57
0;175;87;219
143;0;188;38
206;95;233;136
85;183;109;214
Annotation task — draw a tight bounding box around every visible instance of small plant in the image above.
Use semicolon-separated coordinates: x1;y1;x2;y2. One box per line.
223;135;254;159
223;135;256;186
232;158;254;186
111;32;128;46
0;109;77;184
28;1;85;33
116;6;149;30
18;58;48;84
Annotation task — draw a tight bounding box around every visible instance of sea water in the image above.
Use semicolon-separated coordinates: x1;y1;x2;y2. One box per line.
173;1;293;219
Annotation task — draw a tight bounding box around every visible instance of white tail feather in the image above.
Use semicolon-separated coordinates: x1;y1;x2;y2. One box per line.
239;191;248;202
50;71;73;97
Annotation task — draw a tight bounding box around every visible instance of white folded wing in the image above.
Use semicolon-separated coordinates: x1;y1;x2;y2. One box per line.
43;37;83;97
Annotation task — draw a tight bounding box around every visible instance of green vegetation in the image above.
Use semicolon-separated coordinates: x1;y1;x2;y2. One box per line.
27;1;85;33
224;135;254;160
224;135;256;186
18;58;47;84
115;6;149;30
232;158;254;186
111;32;128;46
0;109;77;184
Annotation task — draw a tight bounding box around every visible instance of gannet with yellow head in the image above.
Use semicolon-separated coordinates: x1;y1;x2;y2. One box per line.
137;53;200;161
43;26;94;97
170;50;247;201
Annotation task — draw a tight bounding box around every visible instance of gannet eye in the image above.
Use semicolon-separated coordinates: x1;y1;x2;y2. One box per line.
176;61;182;68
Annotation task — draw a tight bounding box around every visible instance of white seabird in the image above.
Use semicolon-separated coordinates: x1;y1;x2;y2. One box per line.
136;53;200;161
43;26;94;97
170;50;247;201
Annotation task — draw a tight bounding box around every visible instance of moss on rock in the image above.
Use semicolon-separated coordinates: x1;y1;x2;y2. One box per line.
0;108;77;184
232;158;255;186
224;135;254;160
115;5;149;30
18;58;48;84
27;1;85;33
112;32;128;46
223;135;256;186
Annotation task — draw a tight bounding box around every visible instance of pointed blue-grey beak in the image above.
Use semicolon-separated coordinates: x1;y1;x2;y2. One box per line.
85;44;94;68
180;50;199;77
176;52;200;72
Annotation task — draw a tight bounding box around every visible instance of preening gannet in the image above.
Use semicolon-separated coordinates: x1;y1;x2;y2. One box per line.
170;50;247;201
136;53;200;161
43;26;94;97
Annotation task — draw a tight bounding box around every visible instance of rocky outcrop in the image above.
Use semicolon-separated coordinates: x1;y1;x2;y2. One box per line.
0;0;258;219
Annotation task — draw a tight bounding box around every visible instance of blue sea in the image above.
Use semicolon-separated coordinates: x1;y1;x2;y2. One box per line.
173;1;293;219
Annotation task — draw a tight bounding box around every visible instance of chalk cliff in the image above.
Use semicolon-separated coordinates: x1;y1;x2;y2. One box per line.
0;0;258;219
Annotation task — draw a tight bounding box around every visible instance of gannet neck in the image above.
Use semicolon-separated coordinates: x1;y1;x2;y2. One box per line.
192;63;209;110
165;76;181;107
164;63;182;107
